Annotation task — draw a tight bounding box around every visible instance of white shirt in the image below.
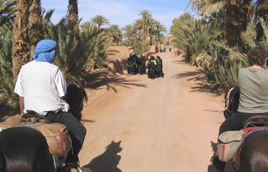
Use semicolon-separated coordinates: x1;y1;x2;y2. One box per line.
14;60;69;115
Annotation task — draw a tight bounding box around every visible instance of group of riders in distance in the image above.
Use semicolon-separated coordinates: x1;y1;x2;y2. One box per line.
127;54;164;79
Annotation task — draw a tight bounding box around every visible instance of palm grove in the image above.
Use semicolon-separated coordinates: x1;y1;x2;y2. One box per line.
171;0;268;89
0;0;166;104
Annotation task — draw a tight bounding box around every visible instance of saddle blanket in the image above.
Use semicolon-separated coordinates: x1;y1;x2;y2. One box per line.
217;127;268;162
0;114;72;157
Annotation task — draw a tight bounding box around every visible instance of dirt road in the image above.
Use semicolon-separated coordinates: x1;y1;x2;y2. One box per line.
78;52;233;172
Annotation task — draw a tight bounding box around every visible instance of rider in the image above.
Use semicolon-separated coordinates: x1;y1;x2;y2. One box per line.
147;56;157;79
14;39;90;172
213;46;268;170
156;56;164;77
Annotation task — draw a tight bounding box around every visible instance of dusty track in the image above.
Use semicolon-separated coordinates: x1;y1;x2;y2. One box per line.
79;52;234;172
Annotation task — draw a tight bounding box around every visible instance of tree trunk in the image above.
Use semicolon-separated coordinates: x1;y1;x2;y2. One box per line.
256;0;268;41
142;13;145;54
134;36;137;52
223;0;250;48
68;0;79;73
28;0;43;56
68;0;79;29
12;0;33;82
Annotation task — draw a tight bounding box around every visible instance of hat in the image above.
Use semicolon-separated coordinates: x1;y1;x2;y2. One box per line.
32;39;57;63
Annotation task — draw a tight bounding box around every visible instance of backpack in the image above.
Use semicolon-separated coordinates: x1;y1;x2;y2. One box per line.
217;129;244;162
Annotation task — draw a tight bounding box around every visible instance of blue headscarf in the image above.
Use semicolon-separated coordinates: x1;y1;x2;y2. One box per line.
32;39;57;63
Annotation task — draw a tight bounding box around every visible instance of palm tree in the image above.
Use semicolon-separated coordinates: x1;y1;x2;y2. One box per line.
68;0;79;28
256;0;268;41
223;0;251;48
0;0;16;28
187;0;252;48
139;10;151;53
107;24;122;45
28;0;43;56
186;0;224;18
68;0;79;44
11;0;33;82
122;24;133;45
80;21;92;32
145;17;156;46
91;15;109;28
154;22;167;52
131;25;138;52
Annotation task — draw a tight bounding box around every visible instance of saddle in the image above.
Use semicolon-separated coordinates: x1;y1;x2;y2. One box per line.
232;115;268;170
243;115;268;128
0;113;72;157
217;115;268;162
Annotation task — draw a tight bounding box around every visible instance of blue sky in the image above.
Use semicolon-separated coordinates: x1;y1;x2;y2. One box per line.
41;0;194;33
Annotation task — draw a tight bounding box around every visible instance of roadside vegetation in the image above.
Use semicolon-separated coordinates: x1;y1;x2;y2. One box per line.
171;0;268;90
0;0;166;107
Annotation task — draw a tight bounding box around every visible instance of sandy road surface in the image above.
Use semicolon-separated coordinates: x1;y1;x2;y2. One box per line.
78;52;234;172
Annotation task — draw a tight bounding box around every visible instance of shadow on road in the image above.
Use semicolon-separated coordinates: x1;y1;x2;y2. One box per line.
84;140;122;172
172;69;220;95
84;70;147;93
208;141;235;172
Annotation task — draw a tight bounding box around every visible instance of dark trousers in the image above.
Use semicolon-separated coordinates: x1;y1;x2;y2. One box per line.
46;111;87;163
219;112;268;136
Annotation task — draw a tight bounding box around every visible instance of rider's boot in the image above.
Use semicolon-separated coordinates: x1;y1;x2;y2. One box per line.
65;153;92;172
212;156;225;172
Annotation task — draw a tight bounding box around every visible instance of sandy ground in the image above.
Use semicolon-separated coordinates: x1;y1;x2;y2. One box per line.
78;52;235;172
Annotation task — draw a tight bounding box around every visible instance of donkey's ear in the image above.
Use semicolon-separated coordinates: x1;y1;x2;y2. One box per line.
80;80;86;88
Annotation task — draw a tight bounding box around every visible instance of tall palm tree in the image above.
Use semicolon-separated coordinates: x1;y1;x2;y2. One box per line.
145;17;156;46
67;0;80;71
139;10;151;53
68;0;79;28
154;22;167;52
28;0;43;56
68;0;79;43
131;25;138;52
91;15;109;28
256;0;268;41
12;0;33;82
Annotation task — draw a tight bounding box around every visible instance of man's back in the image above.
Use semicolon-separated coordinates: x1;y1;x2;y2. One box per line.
14;60;67;115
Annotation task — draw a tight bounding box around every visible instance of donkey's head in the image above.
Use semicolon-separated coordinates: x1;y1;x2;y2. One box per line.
66;80;88;120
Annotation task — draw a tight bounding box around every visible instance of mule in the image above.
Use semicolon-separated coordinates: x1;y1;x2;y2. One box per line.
220;86;268;172
147;60;157;79
137;56;146;74
231;115;268;172
0;80;88;172
127;55;138;75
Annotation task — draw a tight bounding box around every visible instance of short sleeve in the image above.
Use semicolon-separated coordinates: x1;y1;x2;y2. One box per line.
54;68;67;97
14;70;24;97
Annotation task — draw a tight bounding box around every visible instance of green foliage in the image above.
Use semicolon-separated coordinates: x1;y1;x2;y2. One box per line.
259;18;268;48
242;19;257;50
0;0;15;100
43;16;111;79
0;0;16;28
0;28;14;100
171;13;219;65
201;42;248;88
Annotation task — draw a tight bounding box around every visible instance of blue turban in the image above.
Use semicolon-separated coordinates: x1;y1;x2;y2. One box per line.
32;39;57;63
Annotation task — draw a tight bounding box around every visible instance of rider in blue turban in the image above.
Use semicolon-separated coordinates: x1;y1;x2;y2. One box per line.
32;39;57;63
